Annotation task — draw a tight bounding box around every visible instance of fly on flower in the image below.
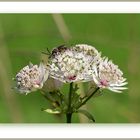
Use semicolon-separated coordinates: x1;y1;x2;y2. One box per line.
13;62;49;94
50;44;66;58
48;44;101;83
92;57;128;93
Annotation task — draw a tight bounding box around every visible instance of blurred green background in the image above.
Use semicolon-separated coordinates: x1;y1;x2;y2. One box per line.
0;14;139;123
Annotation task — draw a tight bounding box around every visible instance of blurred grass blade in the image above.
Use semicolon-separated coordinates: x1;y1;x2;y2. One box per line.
52;14;72;42
0;22;23;123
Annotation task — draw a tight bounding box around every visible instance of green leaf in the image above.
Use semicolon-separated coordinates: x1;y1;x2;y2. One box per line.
43;108;61;114
77;109;95;122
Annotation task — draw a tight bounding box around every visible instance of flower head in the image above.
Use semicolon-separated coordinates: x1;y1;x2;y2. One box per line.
92;57;128;93
48;44;101;83
14;62;48;94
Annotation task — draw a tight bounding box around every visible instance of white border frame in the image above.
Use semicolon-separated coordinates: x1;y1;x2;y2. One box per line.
0;2;140;138
0;124;140;138
0;2;139;13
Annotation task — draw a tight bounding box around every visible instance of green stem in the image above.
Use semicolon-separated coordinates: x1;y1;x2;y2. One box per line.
76;87;100;109
66;113;72;123
66;82;73;123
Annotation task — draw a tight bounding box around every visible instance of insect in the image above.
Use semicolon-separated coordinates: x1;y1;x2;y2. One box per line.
50;44;67;58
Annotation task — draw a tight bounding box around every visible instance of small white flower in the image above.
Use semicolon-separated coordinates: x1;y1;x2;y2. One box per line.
48;44;101;83
14;62;49;94
92;57;128;93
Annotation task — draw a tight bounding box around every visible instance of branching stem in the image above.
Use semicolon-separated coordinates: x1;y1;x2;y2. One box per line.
76;87;100;109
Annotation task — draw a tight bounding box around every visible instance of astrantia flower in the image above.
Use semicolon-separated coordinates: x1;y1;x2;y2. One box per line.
14;62;49;94
48;44;101;83
92;57;128;93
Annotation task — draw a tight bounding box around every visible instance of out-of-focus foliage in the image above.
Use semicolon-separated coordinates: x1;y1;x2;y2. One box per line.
0;14;139;123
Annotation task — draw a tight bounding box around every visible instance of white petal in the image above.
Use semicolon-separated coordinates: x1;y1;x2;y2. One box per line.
111;86;128;90
108;87;122;93
118;82;128;86
92;75;100;86
110;82;128;87
39;62;49;83
94;66;98;77
39;62;46;74
121;78;127;83
50;75;66;83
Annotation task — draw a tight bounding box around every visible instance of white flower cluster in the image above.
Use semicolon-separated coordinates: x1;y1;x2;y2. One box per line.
48;44;127;93
93;58;128;93
14;62;48;94
14;44;127;94
48;44;101;83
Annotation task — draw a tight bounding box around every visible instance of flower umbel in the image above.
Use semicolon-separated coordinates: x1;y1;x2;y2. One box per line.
13;43;128;123
14;62;48;94
92;57;128;93
48;44;101;83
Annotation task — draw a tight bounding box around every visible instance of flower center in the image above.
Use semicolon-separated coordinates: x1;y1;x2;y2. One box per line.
67;75;76;81
100;79;108;87
34;80;40;85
